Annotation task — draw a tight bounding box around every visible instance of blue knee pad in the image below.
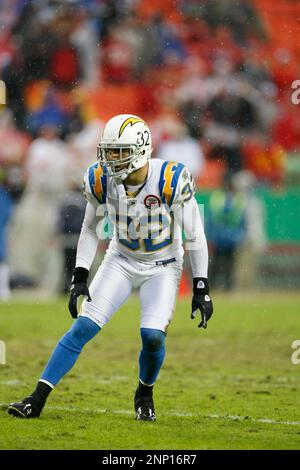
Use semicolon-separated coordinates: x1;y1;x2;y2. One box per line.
59;316;100;353
141;328;166;352
41;316;100;386
139;328;166;386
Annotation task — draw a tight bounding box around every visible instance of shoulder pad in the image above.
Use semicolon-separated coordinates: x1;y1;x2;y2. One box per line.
159;161;195;207
158;161;185;206
83;162;107;204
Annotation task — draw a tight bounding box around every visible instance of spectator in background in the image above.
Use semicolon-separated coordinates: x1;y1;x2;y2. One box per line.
205;84;258;172
207;171;247;290
156;124;205;181
111;12;153;80
24;80;83;138
102;24;133;83
233;170;267;288
68;118;104;170
148;13;186;67
98;0;119;41
50;41;80;88
0;169;13;300
9;124;71;291
0;109;30;166
70;9;100;87
56;181;86;293
22;22;58;82
233;170;266;253
200;0;266;43
2;54;27;129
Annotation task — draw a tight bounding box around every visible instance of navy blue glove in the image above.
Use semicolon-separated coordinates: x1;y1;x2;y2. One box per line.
68;267;91;319
191;278;213;329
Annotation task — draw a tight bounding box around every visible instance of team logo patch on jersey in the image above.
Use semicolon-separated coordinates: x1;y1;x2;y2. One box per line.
119;117;145;138
144;194;161;209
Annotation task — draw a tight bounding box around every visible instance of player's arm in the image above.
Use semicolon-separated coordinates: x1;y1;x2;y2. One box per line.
172;166;213;329
75;201;100;271
182;196;213;328
68;166;106;318
68;201;100;318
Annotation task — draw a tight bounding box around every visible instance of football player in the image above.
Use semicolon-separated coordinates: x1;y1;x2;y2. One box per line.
8;114;213;421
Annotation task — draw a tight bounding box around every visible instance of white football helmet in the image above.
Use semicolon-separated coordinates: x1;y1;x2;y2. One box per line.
97;114;153;180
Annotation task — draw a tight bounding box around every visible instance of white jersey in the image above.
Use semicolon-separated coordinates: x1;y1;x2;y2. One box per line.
83;158;196;263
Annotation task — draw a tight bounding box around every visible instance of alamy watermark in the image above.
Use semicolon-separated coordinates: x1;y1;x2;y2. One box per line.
91;201;205;251
291;340;300;365
291;80;300;105
0;340;6;365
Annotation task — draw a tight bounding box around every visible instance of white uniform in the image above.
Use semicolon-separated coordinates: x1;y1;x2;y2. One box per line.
77;158;208;332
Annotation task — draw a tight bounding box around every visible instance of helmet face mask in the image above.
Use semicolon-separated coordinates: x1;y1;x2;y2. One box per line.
97;143;139;179
97;114;152;181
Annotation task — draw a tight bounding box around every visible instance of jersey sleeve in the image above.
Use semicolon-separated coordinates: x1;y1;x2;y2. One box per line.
83;162;107;207
75;201;99;270
159;161;195;208
173;165;196;206
182;196;208;277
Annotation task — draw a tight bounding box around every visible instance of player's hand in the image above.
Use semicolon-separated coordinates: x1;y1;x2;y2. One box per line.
191;278;213;329
68;267;91;319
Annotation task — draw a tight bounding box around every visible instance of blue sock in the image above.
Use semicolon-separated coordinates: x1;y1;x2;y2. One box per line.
139;328;166;386
41;316;100;387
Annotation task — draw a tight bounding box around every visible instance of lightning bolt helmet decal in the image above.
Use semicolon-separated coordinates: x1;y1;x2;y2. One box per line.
118;116;146;138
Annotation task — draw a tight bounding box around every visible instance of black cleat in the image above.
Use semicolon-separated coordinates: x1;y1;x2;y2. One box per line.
134;388;156;422
8;396;44;419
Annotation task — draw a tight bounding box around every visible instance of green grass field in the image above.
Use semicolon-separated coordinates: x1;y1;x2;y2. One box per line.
0;292;300;450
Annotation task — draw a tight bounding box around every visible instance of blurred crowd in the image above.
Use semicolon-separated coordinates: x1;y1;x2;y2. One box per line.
1;0;300;297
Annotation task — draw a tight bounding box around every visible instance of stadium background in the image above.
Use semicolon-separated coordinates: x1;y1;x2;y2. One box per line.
0;0;300;295
0;0;300;298
1;0;300;452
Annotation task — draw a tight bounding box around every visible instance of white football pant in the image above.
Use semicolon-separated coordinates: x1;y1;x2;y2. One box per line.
80;249;182;332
